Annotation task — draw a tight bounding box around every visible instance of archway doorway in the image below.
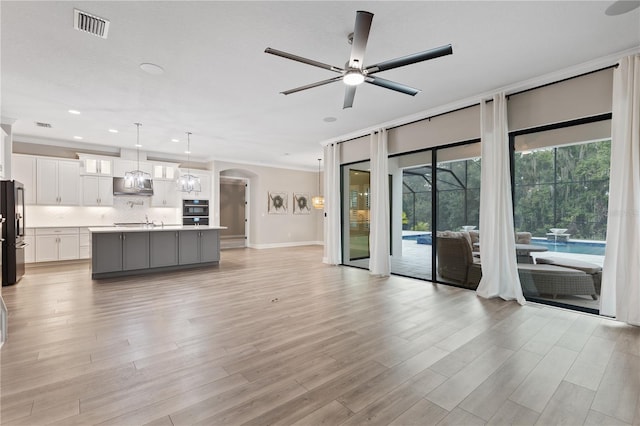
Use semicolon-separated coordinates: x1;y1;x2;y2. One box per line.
219;176;248;249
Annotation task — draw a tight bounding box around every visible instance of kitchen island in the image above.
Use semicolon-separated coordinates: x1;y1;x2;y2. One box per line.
89;225;226;279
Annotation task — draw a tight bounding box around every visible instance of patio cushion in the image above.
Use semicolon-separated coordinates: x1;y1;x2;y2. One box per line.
517;263;597;299
437;231;473;252
535;257;602;274
517;263;588;276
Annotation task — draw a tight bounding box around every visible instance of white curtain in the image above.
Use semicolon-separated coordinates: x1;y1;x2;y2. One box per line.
600;55;640;325
477;93;526;304
323;143;342;265
369;129;391;276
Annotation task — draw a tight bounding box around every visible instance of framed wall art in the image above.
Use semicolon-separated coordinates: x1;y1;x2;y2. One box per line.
293;192;311;215
267;191;288;214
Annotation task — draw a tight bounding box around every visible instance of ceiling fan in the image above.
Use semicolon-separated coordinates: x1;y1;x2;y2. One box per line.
265;10;453;109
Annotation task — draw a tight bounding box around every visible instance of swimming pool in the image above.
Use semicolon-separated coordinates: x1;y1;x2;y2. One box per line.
531;238;606;255
402;234;427;241
402;233;432;244
402;233;605;255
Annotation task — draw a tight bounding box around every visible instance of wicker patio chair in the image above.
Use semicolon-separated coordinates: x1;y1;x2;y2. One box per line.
436;234;482;289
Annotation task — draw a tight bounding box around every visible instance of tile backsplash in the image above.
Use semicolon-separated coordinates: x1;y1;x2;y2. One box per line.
25;196;181;228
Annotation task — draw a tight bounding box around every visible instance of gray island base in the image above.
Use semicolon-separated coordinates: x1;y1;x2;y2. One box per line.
89;225;226;279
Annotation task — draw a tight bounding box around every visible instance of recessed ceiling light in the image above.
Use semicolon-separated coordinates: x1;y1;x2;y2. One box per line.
73;136;83;140
108;129;118;133
323;116;337;122
184;150;191;154
135;144;142;148
68;109;81;115
605;0;640;16
140;63;165;75
171;138;180;142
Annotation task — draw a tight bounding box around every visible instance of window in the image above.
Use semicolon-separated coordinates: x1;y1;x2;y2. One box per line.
512;118;611;313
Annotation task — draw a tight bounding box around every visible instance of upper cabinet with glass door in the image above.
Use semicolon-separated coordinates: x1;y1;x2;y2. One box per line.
78;155;113;176
152;162;178;181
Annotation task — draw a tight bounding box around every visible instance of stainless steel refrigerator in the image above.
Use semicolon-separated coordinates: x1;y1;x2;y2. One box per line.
1;180;26;286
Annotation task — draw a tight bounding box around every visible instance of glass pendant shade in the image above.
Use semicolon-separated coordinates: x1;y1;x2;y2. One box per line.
125;123;151;189
124;170;151;189
311;195;324;209
178;173;201;193
312;158;324;209
178;132;201;193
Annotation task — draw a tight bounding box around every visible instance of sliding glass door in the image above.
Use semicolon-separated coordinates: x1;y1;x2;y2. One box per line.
342;162;371;269
391;150;433;280
435;143;481;286
512;119;611;312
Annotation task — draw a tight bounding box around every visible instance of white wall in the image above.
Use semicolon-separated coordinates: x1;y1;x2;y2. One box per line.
212;160;323;248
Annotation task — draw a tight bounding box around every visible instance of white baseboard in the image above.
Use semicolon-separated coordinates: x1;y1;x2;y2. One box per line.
248;241;323;249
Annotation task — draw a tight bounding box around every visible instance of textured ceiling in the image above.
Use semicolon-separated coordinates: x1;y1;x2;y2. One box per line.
1;1;638;170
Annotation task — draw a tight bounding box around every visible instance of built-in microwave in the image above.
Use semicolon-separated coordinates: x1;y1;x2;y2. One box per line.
183;199;209;216
183;200;209;226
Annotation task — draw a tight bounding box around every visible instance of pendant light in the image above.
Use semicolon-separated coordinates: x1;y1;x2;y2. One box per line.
311;158;324;209
178;132;201;193
124;122;151;189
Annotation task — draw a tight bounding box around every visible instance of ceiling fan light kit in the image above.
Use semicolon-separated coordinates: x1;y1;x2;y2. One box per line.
343;70;365;86
265;10;452;109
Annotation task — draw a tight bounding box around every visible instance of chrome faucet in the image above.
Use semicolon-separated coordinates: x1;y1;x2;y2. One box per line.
145;215;149;225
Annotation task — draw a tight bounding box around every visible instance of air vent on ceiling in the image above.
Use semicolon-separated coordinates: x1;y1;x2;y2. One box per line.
74;9;110;39
35;122;52;128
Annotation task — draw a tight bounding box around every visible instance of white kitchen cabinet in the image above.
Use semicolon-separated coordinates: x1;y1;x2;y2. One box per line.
151;180;178;207
79;228;91;259
82;176;114;206
35;228;79;262
36;158;80;205
80;156;112;176
153;163;177;180
24;229;35;263
12;155;37;204
179;170;211;201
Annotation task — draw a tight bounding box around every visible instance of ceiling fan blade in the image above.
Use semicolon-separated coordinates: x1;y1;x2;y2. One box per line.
349;11;374;69
280;76;343;95
365;44;453;74
366;76;420;96
265;48;343;73
343;85;357;109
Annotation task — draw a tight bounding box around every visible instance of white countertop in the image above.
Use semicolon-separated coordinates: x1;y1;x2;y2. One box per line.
88;225;227;233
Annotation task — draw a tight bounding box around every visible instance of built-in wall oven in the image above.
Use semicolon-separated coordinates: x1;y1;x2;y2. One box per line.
183;199;209;225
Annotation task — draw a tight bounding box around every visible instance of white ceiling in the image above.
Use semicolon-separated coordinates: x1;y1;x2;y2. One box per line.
1;1;638;170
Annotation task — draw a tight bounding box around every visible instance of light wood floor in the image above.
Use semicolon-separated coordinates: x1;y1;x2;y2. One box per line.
1;246;639;425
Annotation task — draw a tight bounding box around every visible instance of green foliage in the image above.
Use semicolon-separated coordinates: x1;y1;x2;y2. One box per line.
401;139;610;242
413;221;430;231
514;140;610;240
